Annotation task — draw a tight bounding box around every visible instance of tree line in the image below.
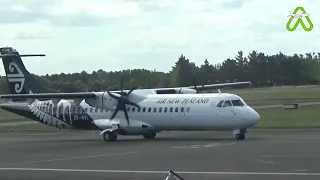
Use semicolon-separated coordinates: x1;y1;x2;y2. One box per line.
1;50;320;94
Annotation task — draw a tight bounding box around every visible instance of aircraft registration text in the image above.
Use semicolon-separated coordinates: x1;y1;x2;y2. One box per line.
74;115;89;121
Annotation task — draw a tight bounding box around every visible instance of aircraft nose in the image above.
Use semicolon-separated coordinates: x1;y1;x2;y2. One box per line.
245;107;260;126
250;109;260;124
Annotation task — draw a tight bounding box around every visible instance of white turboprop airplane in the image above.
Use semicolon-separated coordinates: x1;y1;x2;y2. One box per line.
0;47;260;142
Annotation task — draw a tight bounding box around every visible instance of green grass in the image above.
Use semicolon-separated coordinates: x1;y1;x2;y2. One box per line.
0;123;60;133
254;104;320;128
0;118;29;123
0;99;28;122
0;110;27;122
222;86;320;106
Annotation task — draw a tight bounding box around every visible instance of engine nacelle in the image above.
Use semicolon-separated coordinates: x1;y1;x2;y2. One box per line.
178;88;197;94
85;92;118;110
94;119;154;135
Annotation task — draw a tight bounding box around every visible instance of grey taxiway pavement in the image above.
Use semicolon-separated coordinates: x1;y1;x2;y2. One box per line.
0;129;320;180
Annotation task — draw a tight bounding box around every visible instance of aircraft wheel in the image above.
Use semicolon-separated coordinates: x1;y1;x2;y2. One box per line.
103;131;118;142
236;133;245;140
143;132;156;139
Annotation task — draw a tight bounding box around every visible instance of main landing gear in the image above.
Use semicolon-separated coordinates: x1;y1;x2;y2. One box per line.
143;132;156;140
101;130;157;142
102;130;118;142
234;129;247;140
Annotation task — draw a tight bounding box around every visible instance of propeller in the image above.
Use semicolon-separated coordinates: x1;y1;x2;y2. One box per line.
192;76;204;93
107;77;140;125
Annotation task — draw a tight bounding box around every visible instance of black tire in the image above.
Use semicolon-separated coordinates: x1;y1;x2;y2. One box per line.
236;133;245;140
143;132;156;139
103;131;118;142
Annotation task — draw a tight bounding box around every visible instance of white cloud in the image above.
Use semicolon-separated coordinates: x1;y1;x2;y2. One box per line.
0;0;319;76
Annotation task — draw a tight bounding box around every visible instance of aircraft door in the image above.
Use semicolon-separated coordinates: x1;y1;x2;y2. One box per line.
179;104;186;117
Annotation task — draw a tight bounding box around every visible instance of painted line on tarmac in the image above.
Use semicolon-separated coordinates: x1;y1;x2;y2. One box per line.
171;143;235;149
0;151;140;166
0;168;319;176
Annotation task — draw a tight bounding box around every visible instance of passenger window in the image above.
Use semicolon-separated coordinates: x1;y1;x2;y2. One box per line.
231;100;244;106
181;107;184;112
186;107;190;112
100;109;103;113
127;108;130;112
90;108;93;113
148;107;151;112
217;100;224;107
154;107;157;112
223;100;232;107
170;107;173;112
138;108;141;112
143;107;146;112
132;108;135;112
159;107;162;112
95;108;98;112
164;107;167;112
175;107;178;112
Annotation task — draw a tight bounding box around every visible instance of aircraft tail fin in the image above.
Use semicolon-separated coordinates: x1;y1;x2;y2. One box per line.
0;47;58;95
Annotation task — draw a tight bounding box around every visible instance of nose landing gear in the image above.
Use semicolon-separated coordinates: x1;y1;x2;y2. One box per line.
236;133;245;140
233;129;247;140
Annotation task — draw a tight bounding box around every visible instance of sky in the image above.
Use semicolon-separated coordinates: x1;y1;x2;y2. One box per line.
0;0;319;76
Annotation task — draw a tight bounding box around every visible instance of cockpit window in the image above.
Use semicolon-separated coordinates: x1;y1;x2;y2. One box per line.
217;100;224;107
223;100;232;107
231;100;244;106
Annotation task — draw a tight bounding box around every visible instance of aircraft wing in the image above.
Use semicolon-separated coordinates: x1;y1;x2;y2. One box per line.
184;81;252;91
0;81;252;100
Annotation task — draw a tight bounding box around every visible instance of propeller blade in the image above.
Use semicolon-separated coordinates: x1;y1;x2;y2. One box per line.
127;101;140;109
193;76;198;93
120;77;124;95
123;108;130;125
107;91;119;99
201;80;205;93
126;87;136;97
110;106;119;120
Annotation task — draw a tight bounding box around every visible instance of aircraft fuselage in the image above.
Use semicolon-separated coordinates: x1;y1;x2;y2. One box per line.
0;93;260;136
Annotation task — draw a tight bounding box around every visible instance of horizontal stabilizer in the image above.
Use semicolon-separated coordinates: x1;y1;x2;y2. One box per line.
0;54;45;58
0;92;97;99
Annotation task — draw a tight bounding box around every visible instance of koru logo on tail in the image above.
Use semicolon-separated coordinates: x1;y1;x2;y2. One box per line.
7;62;25;93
